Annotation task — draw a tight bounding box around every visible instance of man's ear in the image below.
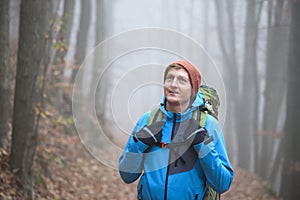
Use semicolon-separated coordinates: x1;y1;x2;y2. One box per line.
190;89;194;98
190;90;196;104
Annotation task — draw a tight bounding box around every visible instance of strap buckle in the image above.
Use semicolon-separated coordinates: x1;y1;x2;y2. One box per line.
160;142;167;148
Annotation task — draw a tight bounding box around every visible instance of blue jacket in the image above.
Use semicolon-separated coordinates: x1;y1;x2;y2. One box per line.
119;92;234;200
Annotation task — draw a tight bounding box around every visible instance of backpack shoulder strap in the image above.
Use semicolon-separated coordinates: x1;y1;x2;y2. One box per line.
144;106;165;151
200;111;207;128
192;106;207;128
147;106;164;125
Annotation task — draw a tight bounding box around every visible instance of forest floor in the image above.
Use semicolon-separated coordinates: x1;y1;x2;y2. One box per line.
0;104;280;200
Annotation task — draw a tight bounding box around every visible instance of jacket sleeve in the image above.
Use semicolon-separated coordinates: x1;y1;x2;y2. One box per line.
193;115;234;193
118;112;150;184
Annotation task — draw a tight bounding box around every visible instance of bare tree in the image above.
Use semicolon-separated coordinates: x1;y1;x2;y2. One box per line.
54;0;75;65
213;0;239;163
236;0;262;170
0;0;10;149
280;0;300;199
9;0;51;197
70;0;91;84
50;0;75;109
258;0;289;179
90;0;107;107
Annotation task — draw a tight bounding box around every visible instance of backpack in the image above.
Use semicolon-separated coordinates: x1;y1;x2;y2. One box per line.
199;85;220;120
147;85;221;200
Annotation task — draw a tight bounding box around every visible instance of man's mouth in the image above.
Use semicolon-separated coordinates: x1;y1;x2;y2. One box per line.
168;90;179;95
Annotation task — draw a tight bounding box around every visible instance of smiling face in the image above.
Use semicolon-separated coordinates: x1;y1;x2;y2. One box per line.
164;67;192;113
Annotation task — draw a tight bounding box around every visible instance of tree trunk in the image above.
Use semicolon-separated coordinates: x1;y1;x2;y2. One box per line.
0;0;10;149
9;0;50;197
214;0;239;164
259;0;289;179
54;0;75;64
91;0;106;104
50;0;75;109
200;1;210;77
280;1;300;199
9;0;21;50
70;0;91;84
237;0;259;170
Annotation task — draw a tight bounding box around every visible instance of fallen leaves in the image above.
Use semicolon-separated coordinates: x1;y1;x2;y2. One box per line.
0;148;24;199
0;103;278;200
222;168;278;200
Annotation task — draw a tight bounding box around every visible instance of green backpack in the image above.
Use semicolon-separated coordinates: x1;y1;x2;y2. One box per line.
147;85;221;200
199;85;220;120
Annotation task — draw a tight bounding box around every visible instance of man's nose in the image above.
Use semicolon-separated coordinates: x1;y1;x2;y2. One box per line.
170;78;178;87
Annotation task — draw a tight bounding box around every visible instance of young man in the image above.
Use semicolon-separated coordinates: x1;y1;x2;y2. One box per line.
119;60;233;200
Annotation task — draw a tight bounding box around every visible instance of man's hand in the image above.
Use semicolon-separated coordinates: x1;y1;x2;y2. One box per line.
134;121;165;146
184;119;209;145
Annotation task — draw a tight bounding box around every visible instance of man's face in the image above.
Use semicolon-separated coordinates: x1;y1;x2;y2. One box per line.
164;68;192;107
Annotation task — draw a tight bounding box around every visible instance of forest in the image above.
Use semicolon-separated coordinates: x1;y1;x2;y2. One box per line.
0;0;300;199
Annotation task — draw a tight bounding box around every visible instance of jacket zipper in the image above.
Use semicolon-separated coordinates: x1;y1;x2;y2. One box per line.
164;113;177;200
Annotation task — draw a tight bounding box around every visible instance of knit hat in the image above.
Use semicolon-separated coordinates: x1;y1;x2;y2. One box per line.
166;60;202;98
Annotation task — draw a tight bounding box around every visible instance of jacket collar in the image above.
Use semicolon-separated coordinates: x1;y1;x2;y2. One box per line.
160;91;204;121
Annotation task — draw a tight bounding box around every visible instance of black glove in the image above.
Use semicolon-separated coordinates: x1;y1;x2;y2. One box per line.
184;119;208;145
133;121;165;146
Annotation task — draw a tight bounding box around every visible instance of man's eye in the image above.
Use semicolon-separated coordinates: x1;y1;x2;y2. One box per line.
179;78;187;84
166;76;173;81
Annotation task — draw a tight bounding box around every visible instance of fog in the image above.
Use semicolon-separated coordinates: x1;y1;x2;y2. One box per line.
57;0;293;197
6;0;299;198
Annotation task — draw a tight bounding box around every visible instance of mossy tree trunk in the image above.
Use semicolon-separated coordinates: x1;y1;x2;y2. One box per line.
9;0;51;198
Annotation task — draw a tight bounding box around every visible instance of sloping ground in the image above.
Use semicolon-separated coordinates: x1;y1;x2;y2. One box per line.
222;168;277;200
0;148;24;198
0;105;278;200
